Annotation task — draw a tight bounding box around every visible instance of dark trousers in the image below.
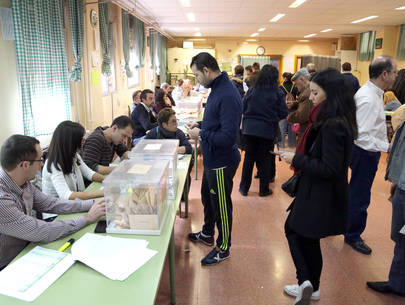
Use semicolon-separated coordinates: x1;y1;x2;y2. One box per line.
388;188;405;294
285;218;323;291
201;161;239;251
239;135;274;194
345;145;380;242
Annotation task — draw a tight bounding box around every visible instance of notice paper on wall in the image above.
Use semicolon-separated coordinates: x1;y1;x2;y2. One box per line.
0;7;15;40
0;246;75;302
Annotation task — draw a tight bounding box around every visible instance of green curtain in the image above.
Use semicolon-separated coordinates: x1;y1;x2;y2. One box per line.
148;29;156;69
99;2;111;76
396;24;405;60
68;0;84;81
11;0;71;136
358;31;376;61
121;10;132;77
133;16;145;68
156;33;168;83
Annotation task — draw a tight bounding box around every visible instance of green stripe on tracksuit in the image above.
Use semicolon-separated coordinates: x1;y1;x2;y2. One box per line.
201;161;239;251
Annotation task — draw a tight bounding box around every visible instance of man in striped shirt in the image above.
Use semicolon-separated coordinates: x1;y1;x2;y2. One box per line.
81;116;134;175
0;135;105;270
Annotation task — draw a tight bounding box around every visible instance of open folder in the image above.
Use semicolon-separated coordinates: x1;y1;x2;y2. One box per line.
0;233;157;302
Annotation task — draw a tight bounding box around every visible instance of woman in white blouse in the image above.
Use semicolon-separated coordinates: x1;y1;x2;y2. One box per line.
42;121;105;200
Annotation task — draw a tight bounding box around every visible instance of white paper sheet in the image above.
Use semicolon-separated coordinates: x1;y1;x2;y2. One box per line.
71;233;157;281
0;246;74;302
144;144;162;151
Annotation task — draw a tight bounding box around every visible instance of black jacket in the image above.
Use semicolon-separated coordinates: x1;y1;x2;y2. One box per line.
342;72;360;96
242;87;288;140
199;72;242;169
130;104;157;139
287;118;354;239
231;75;245;98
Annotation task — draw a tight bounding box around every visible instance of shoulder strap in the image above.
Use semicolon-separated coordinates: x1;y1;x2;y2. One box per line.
289;84;294;93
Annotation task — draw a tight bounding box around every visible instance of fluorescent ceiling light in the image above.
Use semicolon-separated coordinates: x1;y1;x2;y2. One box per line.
298;40;309;42
189;38;206;41
258;28;266;32
194;32;202;36
246;39;257;41
179;0;191;7
289;0;307;8
186;12;195;22
395;6;405;10
250;32;259;37
304;33;316;38
321;29;333;32
351;15;378;23
270;13;285;22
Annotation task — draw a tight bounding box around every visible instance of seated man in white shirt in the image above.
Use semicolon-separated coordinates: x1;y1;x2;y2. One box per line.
0;135;105;270
344;56;398;255
42;121;106;201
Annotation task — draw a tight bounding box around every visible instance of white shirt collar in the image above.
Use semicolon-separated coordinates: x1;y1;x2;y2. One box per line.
366;80;384;97
140;102;151;112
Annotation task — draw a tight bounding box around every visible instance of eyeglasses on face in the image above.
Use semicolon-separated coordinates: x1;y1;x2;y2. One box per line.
26;157;45;163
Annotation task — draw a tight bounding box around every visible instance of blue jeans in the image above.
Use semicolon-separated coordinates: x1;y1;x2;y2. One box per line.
389;188;405;294
278;119;296;148
345;145;380;242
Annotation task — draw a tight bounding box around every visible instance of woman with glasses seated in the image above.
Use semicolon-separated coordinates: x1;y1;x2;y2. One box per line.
42;121;105;201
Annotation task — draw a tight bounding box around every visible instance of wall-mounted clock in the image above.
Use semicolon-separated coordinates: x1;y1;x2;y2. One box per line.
90;9;98;28
256;46;265;56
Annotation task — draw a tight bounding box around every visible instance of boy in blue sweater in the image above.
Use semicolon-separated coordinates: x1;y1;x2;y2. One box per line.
187;52;242;265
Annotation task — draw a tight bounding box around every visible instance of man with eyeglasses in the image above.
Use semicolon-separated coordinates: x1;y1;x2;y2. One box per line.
0;135;106;270
345;56;398;255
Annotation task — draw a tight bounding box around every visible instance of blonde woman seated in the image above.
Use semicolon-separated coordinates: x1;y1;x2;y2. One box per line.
42;121;105;201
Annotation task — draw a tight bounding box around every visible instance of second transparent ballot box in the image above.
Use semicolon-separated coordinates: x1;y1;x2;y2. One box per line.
103;158;170;235
129;139;179;198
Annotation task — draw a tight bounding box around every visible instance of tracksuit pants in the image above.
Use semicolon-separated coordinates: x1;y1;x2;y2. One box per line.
201;161;239;251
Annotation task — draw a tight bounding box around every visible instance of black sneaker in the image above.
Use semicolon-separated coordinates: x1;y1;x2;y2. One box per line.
201;247;230;265
188;231;214;246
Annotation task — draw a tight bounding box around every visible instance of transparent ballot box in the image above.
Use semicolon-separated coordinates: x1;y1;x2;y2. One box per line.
129;139;179;198
103;158;170;235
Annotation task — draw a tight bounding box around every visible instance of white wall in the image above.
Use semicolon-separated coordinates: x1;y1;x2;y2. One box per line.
0;0;23;146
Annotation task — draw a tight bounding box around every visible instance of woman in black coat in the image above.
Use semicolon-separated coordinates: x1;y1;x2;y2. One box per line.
239;65;288;196
278;68;357;305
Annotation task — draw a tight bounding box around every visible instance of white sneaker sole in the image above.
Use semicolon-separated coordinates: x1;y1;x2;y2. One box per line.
294;285;313;305
284;286;320;301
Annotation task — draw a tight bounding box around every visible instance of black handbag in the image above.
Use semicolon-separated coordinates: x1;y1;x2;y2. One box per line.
281;173;300;197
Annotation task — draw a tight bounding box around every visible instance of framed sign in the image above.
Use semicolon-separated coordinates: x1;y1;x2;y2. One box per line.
375;38;383;49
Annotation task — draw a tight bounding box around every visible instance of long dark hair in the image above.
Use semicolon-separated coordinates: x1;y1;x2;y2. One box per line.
46;121;85;175
254;64;279;89
310;68;358;139
155;88;167;109
393;69;405;105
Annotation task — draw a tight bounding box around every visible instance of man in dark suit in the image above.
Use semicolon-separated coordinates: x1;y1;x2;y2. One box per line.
130;89;157;145
342;62;360;95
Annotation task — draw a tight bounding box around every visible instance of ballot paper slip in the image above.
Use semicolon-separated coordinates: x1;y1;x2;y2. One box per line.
0;247;74;302
0;233;157;302
71;233;157;281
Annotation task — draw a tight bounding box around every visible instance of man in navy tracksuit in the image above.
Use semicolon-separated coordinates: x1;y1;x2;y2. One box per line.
188;52;242;265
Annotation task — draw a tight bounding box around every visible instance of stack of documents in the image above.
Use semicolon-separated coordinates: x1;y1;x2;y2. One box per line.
0;233;157;302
